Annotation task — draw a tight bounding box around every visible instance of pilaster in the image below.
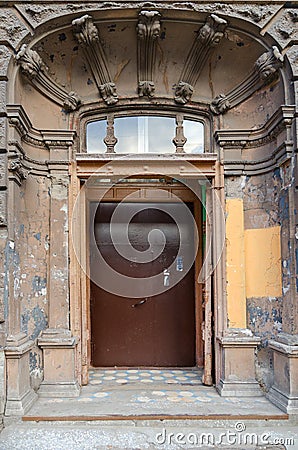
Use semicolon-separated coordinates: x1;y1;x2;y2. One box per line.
38;134;80;397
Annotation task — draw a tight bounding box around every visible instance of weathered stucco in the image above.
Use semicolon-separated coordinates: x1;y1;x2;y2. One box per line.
0;0;297;418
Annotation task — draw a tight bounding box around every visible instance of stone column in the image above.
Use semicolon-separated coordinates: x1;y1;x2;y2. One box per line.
5;146;37;415
38;136;79;397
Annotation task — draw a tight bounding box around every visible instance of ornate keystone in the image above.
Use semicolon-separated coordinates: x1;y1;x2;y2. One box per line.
210;46;284;115
174;14;227;105
137;10;161;98
72;14;118;106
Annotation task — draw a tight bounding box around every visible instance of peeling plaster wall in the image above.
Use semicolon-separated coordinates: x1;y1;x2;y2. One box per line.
18;175;50;390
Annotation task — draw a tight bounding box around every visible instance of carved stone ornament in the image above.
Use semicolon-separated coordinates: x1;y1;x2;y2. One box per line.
254;46;284;83
138;80;155;98
137;10;161;98
210;46;284;115
104;114;118;153
174;82;194;105
72;15;118;106
72;14;99;46
99;83;118;106
15;44;44;79
8;156;28;181
172;114;187;153
15;45;81;112
174;14;227;104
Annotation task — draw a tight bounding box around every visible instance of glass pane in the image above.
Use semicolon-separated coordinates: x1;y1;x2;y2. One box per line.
184;120;204;154
114;116;176;153
86;120;107;153
114;117;138;153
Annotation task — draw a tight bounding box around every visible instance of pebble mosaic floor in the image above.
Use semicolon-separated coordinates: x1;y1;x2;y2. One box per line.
89;368;202;386
24;368;287;417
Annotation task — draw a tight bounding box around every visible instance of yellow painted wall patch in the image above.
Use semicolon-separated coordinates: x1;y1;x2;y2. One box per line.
244;226;282;298
226;199;246;328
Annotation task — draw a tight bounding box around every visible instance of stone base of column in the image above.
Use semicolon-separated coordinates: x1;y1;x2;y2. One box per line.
38;328;80;398
267;333;298;414
216;329;262;397
5;333;37;416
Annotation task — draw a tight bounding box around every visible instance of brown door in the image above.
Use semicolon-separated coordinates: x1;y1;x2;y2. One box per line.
90;202;196;367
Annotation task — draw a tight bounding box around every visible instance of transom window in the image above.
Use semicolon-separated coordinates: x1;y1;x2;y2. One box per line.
86;115;204;154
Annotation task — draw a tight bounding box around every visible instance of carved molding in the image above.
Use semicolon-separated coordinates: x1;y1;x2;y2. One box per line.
215;105;294;148
15;45;81;112
137;10;161;98
72;15;118;106
7;105;76;150
210;46;284;115
174;14;227;104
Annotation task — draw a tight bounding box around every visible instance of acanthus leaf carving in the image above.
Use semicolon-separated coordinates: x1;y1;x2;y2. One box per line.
210;94;231;115
137;10;161;40
138;80;155;98
72;14;99;46
137;10;161;98
15;45;81;112
198;14;227;47
8;156;28;181
174;14;227;105
63;91;81;112
99;83;118;106
210;46;284;115
254;46;284;83
174;82;194;105
15;44;45;79
72;15;118;106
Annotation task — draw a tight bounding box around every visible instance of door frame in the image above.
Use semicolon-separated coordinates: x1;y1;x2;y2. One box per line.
70;156;224;386
86;181;203;369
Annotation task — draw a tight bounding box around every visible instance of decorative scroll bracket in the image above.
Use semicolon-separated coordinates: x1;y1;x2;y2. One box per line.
174;14;227;104
137;10;161;98
15;45;81;112
72;15;118;106
210;46;284;115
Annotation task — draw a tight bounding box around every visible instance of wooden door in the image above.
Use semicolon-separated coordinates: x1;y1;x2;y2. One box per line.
90;202;196;367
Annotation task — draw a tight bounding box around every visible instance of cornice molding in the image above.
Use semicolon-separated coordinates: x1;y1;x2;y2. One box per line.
137;10;161;98
7;105;77;150
174;14;227;105
72;14;118;106
215;105;294;148
210;46;284;115
15;45;81;112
